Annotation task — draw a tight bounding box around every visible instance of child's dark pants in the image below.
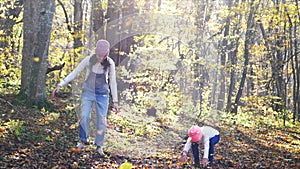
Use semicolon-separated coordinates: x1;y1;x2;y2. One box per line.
191;135;220;164
191;142;200;164
208;135;220;162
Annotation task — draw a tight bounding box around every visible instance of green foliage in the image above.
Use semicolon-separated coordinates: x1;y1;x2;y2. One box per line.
0;48;22;94
120;66;182;118
45;135;53;142
0;0;23;95
7;119;25;137
120;43;181;108
239;95;297;125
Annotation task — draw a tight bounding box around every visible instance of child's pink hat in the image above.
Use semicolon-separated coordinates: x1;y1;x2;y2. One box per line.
95;39;110;57
188;126;202;142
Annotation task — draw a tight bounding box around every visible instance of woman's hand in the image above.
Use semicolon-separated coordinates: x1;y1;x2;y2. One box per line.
113;103;119;114
51;86;61;97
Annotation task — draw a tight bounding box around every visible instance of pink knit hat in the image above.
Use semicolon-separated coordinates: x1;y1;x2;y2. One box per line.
95;40;110;57
188;126;203;142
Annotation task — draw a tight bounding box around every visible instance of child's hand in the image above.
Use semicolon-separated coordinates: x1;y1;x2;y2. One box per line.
179;155;187;162
179;152;187;162
201;158;209;166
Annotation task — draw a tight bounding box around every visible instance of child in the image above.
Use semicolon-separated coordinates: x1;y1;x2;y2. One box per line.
180;125;220;167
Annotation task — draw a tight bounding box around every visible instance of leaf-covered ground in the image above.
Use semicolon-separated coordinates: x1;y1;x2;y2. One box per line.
0;95;299;169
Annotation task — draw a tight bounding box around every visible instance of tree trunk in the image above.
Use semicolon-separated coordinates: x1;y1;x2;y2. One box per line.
226;2;241;112
294;0;300;122
93;0;105;40
118;0;138;65
296;37;300;122
232;0;257;114
217;38;229;110
192;0;207;109
216;22;227;110
19;0;55;108
218;0;234;111
270;2;289;125
106;0;121;62
226;38;238;112
73;0;83;49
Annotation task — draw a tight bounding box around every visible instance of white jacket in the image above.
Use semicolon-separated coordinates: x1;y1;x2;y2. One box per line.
183;126;219;158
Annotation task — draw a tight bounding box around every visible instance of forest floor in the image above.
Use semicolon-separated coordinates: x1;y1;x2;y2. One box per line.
0;94;300;169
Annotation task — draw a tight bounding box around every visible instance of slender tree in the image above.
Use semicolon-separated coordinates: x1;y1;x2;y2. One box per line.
93;0;105;40
294;0;300;121
118;0;138;65
232;0;258;114
226;0;241;112
106;0;121;62
192;0;209;114
289;15;297;122
73;0;83;49
216;0;231;111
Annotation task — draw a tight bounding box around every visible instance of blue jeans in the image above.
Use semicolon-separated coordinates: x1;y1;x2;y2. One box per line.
191;135;220;164
191;142;200;164
208;135;220;162
79;93;109;146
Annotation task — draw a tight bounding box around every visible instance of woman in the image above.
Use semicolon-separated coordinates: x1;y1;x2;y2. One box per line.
52;39;119;156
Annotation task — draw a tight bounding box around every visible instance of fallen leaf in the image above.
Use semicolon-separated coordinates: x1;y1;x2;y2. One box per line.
119;161;133;169
70;147;81;153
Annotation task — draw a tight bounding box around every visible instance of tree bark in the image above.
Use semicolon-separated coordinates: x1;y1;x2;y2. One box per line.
216;20;228;111
192;0;207;109
289;12;299;122
294;0;300;121
73;0;84;49
106;0;121;63
118;0;138;66
270;2;289;125
232;0;257;114
19;0;55;108
218;0;234;111
226;35;239;112
93;0;105;40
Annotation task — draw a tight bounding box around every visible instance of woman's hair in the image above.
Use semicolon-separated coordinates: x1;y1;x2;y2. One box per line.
89;54;110;71
101;57;110;71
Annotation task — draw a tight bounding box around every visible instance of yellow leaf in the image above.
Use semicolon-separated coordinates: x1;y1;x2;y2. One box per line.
119;161;133;169
33;57;40;62
215;155;223;160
